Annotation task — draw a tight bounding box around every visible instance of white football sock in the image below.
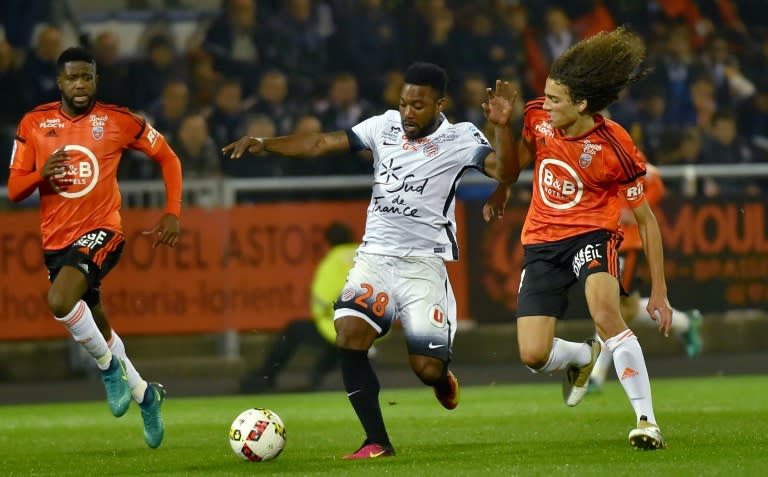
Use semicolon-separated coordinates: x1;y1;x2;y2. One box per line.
108;330;147;403
637;298;690;337
54;301;112;370
605;329;657;425
531;338;591;374
589;333;613;387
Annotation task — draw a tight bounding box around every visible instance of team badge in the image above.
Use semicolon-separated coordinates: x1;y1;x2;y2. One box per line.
341;287;355;302
92;126;104;140
423;143;439;157
428;304;446;328
579;153;592;168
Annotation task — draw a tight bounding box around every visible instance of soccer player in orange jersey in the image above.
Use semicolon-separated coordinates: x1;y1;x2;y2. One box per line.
482;27;672;450
7;47;183;449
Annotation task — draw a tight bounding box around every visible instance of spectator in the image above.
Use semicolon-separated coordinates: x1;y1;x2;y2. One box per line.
328;0;400;103
169;113;220;178
247;69;300;135
0;38;24;125
738;79;768;157
146;78;191;140
200;0;263;93
699;32;755;108
89;31;131;106
651;23;707;129
699;110;760;197
239;221;359;393
315;72;375;131
262;0;334;97
205;78;246;150
129;34;184;112
20;24;64;112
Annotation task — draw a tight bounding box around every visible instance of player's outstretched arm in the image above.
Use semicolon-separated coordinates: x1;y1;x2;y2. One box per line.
482;80;523;184
632;201;673;337
222;131;351;160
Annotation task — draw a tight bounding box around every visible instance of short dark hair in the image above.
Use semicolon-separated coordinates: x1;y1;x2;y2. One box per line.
324;222;353;246
404;62;448;98
57;47;96;73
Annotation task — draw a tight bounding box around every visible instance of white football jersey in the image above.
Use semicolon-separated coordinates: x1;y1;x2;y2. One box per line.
349;110;493;260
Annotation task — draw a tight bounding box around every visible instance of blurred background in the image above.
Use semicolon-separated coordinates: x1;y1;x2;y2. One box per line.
0;0;766;402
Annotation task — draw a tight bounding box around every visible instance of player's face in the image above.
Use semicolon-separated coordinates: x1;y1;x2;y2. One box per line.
542;78;585;131
399;84;445;139
57;61;97;116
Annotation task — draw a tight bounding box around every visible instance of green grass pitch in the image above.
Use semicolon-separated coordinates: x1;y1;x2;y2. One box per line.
1;375;766;476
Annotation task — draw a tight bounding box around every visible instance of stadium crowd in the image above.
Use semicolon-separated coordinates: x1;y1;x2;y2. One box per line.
1;0;767;195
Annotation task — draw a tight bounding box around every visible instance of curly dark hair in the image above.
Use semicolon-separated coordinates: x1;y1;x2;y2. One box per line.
549;27;650;114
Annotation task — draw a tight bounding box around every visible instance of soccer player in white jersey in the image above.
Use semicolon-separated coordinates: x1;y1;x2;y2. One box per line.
223;62;518;460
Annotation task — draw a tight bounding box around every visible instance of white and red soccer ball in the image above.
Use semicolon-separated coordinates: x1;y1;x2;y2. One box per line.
228;408;286;462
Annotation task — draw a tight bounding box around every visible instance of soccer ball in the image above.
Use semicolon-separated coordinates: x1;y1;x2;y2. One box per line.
228;408;286;462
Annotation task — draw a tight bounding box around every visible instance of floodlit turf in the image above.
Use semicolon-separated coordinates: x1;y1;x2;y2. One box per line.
1;375;766;476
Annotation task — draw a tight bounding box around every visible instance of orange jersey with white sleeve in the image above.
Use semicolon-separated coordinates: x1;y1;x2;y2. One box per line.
8;101;182;250
520;97;647;245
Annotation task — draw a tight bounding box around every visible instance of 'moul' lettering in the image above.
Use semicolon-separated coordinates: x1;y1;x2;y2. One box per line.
658;202;768;254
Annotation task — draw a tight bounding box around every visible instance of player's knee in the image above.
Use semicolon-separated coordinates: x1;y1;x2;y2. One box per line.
47;289;77;317
334;316;376;350
409;355;443;385
518;347;549;369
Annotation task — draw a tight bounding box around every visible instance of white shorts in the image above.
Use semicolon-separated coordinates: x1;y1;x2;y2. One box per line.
334;251;457;361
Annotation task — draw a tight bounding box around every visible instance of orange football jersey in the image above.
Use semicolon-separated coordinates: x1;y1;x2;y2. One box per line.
520;98;647;245
9;101;182;250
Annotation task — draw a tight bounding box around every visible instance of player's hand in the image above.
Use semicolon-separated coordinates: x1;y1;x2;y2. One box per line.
483;183;512;222
482;80;517;127
645;293;673;337
41;148;71;192
221;136;265;160
143;213;180;248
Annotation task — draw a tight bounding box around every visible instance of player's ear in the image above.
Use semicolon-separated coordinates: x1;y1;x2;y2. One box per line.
576;98;588;114
436;97;447;113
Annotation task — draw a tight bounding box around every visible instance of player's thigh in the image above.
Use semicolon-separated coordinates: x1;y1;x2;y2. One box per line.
516;258;573;320
333;253;397;338
397;259;456;362
584;272;626;338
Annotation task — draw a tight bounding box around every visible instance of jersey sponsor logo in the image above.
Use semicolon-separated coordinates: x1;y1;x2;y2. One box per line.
472;131;489;145
625;181;644;201
146;125;159;146
428;304;446;328
538;158;584;209
535;121;554;138
572;243;603;276
38;118;64;129
46;129;58;137
51;144;101;199
74;230;109;250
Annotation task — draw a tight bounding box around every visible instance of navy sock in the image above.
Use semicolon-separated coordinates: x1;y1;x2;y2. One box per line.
338;347;390;446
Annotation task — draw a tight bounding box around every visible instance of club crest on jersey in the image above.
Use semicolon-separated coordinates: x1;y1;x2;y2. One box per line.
579;140;602;168
423;142;439;157
428;304;446;328
341;287;355;302
92;126;104;140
